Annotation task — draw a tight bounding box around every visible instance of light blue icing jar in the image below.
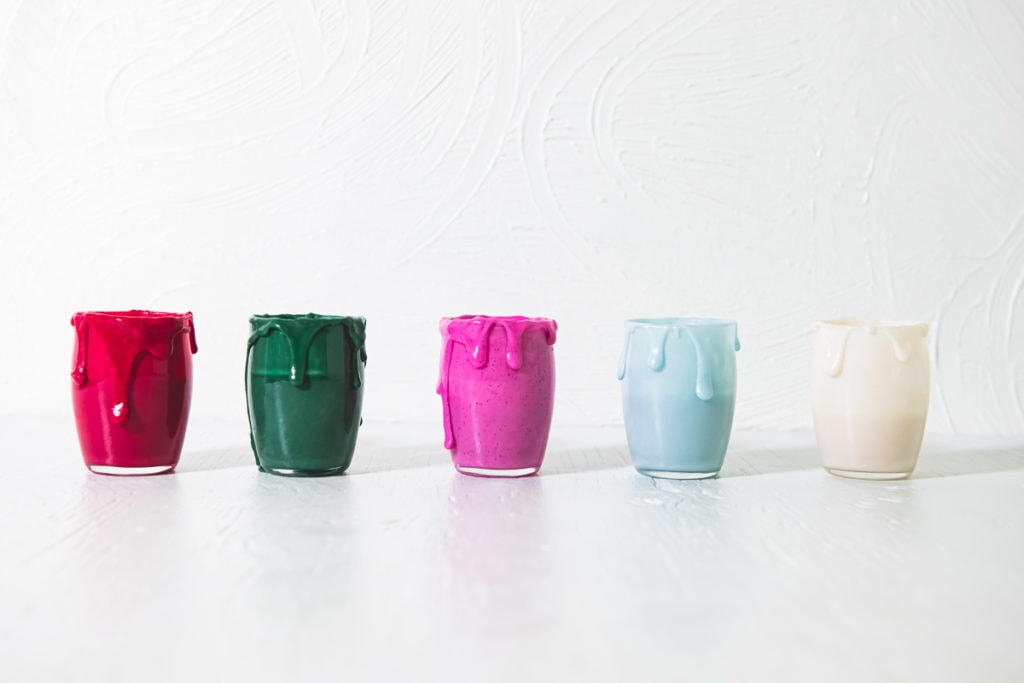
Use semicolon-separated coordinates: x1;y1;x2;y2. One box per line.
618;317;740;479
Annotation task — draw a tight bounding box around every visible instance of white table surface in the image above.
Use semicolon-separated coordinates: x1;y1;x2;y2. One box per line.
2;415;1023;682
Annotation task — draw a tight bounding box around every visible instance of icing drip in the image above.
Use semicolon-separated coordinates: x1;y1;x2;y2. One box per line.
70;311;196;424
816;321;929;378
887;330;911;362
647;327;671;371
437;336;457;449
247;314;367;389
619;322;736;402
617;326;635;380
437;316;557;450
71;316;89;387
461;318;496;369
681;327;714;401
882;323;928;363
820;326;852;378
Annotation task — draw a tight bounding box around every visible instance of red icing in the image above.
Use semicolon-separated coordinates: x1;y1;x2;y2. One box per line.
70;310;197;471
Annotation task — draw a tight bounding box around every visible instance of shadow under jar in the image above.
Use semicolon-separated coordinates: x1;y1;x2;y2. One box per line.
811;318;930;480
246;314;367;477
71;310;198;475
619;317;740;480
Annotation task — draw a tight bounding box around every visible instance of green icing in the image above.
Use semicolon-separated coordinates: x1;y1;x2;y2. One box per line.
245;314;367;476
247;313;367;388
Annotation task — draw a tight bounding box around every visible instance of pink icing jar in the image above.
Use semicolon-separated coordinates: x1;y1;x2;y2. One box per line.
437;315;558;477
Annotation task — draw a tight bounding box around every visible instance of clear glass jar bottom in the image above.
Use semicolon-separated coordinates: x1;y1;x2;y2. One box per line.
827;467;911;481
86;464;176;476
636;468;719;480
258;465;348;477
454;465;540;478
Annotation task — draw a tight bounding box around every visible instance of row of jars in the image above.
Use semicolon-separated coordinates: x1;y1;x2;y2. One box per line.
69;311;931;480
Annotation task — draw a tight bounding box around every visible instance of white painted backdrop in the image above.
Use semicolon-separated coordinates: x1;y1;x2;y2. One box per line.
1;0;1022;435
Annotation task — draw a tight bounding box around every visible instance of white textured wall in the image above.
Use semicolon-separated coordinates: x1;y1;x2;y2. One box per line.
1;0;1022;435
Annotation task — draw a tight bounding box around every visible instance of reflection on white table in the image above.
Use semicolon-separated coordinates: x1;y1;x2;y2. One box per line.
2;416;1023;682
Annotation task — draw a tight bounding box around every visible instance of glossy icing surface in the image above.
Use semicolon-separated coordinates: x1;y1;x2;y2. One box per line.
811;318;930;477
437;315;557;476
248;313;366;388
812;318;928;379
618;318;741;401
246;314;367;476
619;318;739;478
70;310;197;473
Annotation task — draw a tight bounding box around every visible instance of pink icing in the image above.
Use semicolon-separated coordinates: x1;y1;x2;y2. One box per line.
436;315;557;451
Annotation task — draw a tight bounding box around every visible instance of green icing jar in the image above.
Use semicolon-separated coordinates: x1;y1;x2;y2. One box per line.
246;314;367;476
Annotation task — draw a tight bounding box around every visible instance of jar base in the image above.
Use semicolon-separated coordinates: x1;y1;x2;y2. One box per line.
87;464;176;476
636;468;719;480
258;465;348;477
827;468;911;481
455;465;540;478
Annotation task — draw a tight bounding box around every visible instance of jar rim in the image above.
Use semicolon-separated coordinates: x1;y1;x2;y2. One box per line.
816;317;927;329
625;316;736;328
441;314;555;323
74;310;192;321
249;313;365;323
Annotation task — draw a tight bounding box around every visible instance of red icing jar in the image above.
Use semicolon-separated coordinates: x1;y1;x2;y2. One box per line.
70;310;198;475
